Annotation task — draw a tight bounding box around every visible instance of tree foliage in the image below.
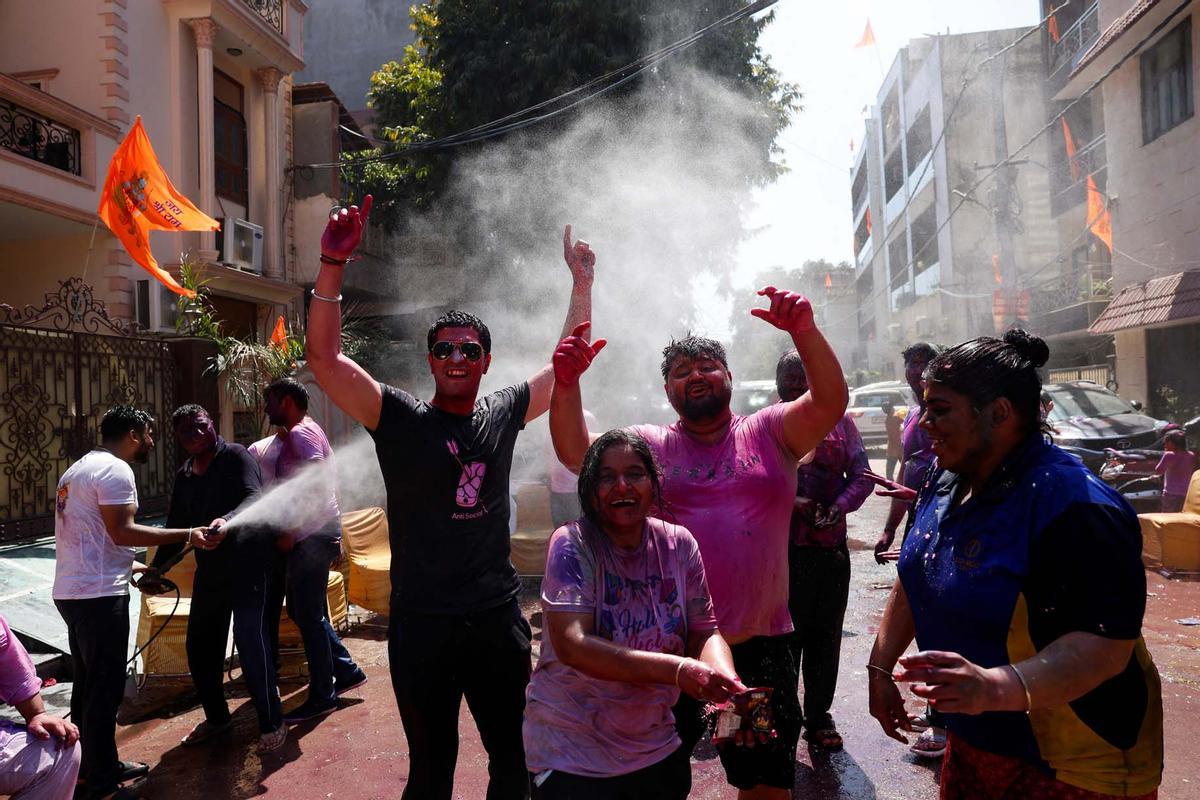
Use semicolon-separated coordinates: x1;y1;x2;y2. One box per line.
352;1;800;226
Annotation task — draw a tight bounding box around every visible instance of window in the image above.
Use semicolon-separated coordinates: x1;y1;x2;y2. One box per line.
857;266;874;302
1141;18;1193;143
854;210;872;257
906;106;932;172
888;233;909;286
851;162;868;214
882;86;901;149
884;147;904;201
214;71;248;205
911;203;939;275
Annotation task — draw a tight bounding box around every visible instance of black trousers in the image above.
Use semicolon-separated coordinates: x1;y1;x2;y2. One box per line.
787;543;852;730
55;595;129;786
531;747;690;800
188;539;283;733
388;598;532;800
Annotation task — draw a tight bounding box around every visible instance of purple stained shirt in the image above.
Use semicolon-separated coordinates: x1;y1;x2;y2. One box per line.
629;402;797;640
901;405;935;490
790;415;873;548
1156;449;1198;497
524;517;718;778
251;416;340;535
0;614;41;712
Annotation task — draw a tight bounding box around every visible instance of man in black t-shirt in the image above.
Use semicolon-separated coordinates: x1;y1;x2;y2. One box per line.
150;404;285;753
305;196;595;800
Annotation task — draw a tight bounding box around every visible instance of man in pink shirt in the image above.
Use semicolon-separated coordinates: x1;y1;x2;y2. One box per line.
549;288;847;800
0;613;80;800
253;378;366;724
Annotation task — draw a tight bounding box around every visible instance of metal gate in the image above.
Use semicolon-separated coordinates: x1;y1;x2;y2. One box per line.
0;279;176;543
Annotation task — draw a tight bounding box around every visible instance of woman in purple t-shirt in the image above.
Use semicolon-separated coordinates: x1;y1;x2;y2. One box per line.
524;430;745;799
1155;429;1198;512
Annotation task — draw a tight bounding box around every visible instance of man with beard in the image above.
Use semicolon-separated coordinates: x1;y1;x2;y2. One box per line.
251;378;366;726
148;404;285;753
549;288;847;800
53;406;220;799
305;195;595;800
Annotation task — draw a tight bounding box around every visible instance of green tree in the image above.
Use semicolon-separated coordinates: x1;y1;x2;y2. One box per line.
730;259;853;381
353;1;799;226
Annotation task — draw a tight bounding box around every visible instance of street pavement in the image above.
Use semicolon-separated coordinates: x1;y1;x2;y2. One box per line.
101;457;1199;798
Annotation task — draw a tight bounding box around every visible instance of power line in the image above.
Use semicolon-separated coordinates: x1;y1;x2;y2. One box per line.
295;0;779;171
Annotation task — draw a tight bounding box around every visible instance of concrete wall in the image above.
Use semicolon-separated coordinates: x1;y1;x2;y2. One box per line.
0;1;105;118
0;235;112;312
1114;327;1148;406
296;0;416;119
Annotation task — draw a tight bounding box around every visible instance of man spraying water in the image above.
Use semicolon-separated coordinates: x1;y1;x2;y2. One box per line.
305;195;595;799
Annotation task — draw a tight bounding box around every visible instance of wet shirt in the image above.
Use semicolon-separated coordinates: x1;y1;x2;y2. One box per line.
52;449;138;600
629;402;797;640
1154;449;1197;497
899;436;1163;796
790;415;873;548
368;382;529;615
524;517;717;778
153;438;261;570
252;416;341;538
900;405;935;489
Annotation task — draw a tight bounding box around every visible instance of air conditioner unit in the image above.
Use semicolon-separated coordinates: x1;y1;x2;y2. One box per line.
216;217;263;274
914;315;934;337
135;279;181;333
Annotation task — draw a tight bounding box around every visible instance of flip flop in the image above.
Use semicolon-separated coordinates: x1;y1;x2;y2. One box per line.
804;727;844;751
907;714;931;732
909;726;947;759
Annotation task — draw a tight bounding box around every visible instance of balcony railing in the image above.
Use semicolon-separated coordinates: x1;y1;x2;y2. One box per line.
244;0;283;34
1049;3;1100;80
0;96;81;176
1030;265;1112;335
1051;133;1106;215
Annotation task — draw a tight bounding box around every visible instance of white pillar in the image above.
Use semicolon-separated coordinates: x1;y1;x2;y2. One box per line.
188;18;219;261
258;67;284;280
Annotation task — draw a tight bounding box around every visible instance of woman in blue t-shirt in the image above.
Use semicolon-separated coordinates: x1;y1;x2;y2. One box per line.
866;330;1163;799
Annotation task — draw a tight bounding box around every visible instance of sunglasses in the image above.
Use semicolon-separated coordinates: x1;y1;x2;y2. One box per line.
431;341;485;362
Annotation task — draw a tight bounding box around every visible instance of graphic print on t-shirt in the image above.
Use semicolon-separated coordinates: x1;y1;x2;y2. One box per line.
446;439;486;508
596;570;685;652
56;484;69;516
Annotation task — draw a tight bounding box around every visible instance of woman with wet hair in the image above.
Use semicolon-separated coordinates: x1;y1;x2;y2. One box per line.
867;330;1164;799
524;429;745;799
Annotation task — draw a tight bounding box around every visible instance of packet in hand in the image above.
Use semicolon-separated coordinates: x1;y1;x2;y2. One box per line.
711;687;774;744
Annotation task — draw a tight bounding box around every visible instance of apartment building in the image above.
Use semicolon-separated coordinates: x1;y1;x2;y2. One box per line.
0;0;308;340
851;29;1059;377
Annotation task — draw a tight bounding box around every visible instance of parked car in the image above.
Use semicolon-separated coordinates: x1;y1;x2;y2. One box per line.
731;379;777;417
847;381;916;446
1045;381;1171;453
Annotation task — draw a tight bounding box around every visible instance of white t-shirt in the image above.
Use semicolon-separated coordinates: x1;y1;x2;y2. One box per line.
52;449;139;600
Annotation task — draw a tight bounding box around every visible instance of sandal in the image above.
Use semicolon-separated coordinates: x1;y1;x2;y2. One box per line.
909;726;947;759
907;714;931;732
804;726;844;751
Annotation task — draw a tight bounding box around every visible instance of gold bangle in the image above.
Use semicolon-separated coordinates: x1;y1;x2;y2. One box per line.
1009;664;1032;712
866;663;895;680
675;659;687;687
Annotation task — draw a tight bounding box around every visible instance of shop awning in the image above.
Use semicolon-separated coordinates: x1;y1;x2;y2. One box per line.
1089;270;1200;333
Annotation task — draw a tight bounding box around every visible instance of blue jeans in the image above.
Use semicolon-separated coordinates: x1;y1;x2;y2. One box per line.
281;529;359;705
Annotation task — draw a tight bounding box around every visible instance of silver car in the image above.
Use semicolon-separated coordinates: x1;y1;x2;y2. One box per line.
847;381;916;446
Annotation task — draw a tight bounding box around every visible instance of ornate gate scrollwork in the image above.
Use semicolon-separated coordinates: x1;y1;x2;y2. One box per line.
0;279;176;542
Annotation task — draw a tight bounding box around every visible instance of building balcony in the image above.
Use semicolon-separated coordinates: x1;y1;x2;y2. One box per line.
1046;3;1100;93
1050;133;1106;216
1029;266;1112;337
243;0;284;34
0;74;119;227
170;0;305;74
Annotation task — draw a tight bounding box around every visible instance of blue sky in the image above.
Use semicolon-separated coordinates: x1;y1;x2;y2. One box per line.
734;0;1041;285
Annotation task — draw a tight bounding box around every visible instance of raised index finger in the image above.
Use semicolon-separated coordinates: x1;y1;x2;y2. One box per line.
359;193;374;222
563;224;573;260
569;321;591;339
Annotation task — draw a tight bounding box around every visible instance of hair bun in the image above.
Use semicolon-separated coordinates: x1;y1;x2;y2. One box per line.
1003;329;1049;369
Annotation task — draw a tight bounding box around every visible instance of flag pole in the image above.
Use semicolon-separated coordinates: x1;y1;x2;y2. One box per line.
80;215;101;284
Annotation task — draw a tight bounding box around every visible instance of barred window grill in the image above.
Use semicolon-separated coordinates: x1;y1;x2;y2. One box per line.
0;97;81;176
244;0;284;34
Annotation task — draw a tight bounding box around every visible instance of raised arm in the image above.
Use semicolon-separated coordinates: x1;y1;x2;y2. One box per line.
548;322;606;473
305;195;383;430
525;225;595;423
751;287;848;459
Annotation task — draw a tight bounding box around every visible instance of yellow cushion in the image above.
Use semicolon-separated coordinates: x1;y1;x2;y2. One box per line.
1139;513;1200;572
340;507;391;615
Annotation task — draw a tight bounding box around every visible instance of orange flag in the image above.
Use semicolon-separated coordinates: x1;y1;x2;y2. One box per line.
1061;118;1080;180
855;20;876;48
270;315;288;350
824;272;833;289
1086;174;1113;252
97;116;220;298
